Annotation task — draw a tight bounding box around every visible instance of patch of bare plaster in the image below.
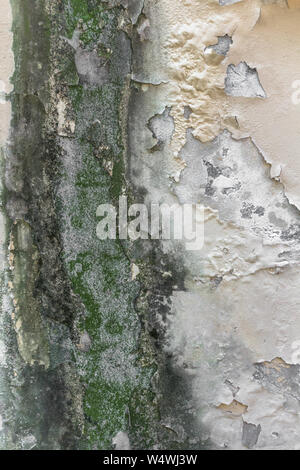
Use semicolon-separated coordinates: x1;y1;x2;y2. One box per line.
204;34;233;65
225;62;266;98
174;130;300;247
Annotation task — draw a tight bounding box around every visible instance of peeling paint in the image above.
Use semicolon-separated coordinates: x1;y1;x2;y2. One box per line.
128;0;300;450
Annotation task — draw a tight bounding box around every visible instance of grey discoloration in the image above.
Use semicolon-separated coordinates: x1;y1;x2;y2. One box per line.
278;250;300;260
281;224;300;241
242;422;261;449
240;203;265;219
204;161;223;179
205;180;217;197
225;62;266;98
67;27;131;88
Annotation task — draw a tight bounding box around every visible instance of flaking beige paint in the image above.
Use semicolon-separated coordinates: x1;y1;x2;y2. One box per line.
158;0;300;208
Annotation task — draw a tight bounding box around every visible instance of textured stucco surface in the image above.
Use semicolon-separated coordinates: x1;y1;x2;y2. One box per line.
0;0;300;451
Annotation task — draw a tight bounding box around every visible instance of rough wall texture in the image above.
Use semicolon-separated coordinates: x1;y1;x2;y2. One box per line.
0;0;300;450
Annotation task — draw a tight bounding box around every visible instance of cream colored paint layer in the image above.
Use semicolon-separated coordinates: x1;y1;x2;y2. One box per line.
159;0;259;146
157;0;300;208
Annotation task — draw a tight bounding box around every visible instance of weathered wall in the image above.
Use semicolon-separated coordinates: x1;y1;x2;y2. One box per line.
0;0;300;450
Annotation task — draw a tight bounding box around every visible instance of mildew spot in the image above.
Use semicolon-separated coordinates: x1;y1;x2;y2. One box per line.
240;203;265;219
